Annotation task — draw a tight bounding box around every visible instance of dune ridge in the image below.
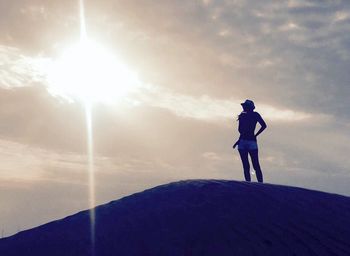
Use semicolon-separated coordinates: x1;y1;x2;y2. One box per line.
0;179;350;255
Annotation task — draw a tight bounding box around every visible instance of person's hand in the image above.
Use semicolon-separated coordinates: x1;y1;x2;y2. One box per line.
233;142;238;149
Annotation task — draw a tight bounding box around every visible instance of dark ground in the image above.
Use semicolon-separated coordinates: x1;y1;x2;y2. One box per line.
1;179;350;255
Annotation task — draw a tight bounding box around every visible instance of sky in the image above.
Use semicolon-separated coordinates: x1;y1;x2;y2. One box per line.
1;0;350;237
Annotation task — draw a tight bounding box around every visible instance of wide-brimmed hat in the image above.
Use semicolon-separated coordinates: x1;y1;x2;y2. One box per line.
241;99;255;109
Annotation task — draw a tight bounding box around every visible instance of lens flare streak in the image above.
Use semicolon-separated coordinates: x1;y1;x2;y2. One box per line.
85;102;95;249
79;0;96;253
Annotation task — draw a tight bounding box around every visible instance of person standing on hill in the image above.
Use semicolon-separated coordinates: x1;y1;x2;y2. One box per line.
233;99;267;182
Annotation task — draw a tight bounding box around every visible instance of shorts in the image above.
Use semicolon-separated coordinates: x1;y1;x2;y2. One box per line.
238;139;258;151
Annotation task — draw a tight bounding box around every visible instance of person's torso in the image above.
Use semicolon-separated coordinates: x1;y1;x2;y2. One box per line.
238;111;259;141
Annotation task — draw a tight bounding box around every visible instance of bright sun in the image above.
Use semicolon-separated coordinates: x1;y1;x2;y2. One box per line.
47;39;140;104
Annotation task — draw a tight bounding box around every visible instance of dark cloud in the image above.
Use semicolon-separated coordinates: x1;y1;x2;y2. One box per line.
0;86;87;152
82;0;350;119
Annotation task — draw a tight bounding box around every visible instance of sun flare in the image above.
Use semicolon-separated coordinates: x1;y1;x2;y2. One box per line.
47;40;140;104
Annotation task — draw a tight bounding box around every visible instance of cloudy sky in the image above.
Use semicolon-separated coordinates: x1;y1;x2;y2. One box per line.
1;0;350;237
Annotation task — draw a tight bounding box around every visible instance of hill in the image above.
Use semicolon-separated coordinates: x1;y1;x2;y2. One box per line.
1;179;350;255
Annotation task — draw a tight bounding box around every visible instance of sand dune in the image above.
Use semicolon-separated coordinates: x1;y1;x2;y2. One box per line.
1;179;350;255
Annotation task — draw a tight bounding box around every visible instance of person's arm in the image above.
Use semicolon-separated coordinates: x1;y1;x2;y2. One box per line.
232;139;240;149
233;116;241;149
255;113;267;138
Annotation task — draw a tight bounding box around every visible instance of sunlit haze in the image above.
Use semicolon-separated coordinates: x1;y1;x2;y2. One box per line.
47;40;140;104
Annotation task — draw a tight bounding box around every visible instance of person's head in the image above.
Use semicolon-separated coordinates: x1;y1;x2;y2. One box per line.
241;99;255;112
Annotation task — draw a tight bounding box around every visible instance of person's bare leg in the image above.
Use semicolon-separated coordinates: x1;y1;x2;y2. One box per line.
249;150;263;182
238;150;251;182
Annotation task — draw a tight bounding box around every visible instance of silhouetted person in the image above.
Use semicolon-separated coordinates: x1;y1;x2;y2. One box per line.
233;99;267;182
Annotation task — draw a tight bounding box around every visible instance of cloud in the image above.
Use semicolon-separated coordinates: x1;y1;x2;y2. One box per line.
88;0;350;119
0;45;46;88
0;43;313;124
2;0;350;119
136;85;314;122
